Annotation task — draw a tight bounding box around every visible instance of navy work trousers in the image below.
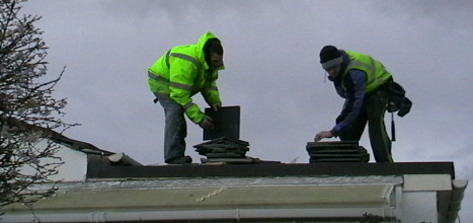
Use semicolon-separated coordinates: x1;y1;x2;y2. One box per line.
338;90;393;163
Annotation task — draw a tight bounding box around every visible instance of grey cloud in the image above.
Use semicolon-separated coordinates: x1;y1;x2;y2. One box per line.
20;0;472;218
98;0;280;20
371;0;473;28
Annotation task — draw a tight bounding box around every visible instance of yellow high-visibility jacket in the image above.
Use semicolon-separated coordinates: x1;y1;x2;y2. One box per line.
343;51;392;93
148;32;224;124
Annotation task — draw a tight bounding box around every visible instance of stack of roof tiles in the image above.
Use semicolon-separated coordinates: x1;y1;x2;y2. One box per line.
194;137;254;163
306;141;369;163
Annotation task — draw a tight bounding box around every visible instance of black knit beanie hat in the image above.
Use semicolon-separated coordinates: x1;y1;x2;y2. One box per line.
320;45;343;69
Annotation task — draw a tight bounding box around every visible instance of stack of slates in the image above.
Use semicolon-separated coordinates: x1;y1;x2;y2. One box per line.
194;137;252;163
306;141;369;163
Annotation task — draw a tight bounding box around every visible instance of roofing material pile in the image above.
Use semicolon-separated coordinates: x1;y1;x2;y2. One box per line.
306;141;369;163
194;137;258;164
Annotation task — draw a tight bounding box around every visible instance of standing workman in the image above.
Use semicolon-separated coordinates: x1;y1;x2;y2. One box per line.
314;45;394;163
148;32;224;164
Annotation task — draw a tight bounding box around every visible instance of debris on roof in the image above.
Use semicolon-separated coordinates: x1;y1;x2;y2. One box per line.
108;152;143;166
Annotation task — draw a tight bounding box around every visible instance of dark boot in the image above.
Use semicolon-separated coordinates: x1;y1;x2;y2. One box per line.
167;156;192;164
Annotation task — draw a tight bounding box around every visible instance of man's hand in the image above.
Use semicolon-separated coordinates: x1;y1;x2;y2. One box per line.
211;102;222;111
314;131;334;142
199;115;215;129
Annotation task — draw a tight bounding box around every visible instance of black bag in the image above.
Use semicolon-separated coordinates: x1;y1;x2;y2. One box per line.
387;81;412;117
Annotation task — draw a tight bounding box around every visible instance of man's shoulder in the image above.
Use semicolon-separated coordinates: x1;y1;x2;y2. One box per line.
171;44;196;54
347;69;367;80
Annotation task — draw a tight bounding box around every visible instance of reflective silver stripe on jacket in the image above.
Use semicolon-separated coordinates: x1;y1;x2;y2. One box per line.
366;57;377;76
349;60;369;72
169;53;200;68
183;101;195;111
349;58;376;76
169;81;193;91
348;59;387;90
148;71;167;81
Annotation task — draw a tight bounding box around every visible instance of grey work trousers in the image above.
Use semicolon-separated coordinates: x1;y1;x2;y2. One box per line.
154;93;187;163
338;90;393;163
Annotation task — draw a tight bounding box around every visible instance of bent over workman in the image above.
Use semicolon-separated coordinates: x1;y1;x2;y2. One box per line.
147;32;224;164
314;45;394;162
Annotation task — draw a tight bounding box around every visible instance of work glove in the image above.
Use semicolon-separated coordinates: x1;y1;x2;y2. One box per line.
199;115;215;129
211;102;222;111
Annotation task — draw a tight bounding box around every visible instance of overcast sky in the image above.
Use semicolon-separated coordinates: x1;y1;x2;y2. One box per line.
23;0;472;218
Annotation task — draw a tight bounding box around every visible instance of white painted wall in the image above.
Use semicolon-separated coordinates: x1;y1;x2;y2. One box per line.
402;191;438;223
21;139;88;182
50;142;87;182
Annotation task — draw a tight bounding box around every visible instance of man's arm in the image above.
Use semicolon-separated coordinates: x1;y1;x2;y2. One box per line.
331;70;367;135
201;72;221;111
315;70;367;141
332;70;366;134
168;59;206;124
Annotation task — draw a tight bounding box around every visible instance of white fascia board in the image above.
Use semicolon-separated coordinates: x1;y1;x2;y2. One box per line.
3;176;405;222
403;174;452;191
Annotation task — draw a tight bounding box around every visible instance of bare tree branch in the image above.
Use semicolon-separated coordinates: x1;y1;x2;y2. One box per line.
1;0;77;209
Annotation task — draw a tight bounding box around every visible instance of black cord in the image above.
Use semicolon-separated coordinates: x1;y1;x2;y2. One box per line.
391;112;396;141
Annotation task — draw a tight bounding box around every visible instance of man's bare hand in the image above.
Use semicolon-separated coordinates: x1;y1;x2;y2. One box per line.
314;131;334;142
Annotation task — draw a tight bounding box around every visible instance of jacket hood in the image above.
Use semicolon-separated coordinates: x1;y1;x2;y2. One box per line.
197;32;218;49
196;32;224;71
